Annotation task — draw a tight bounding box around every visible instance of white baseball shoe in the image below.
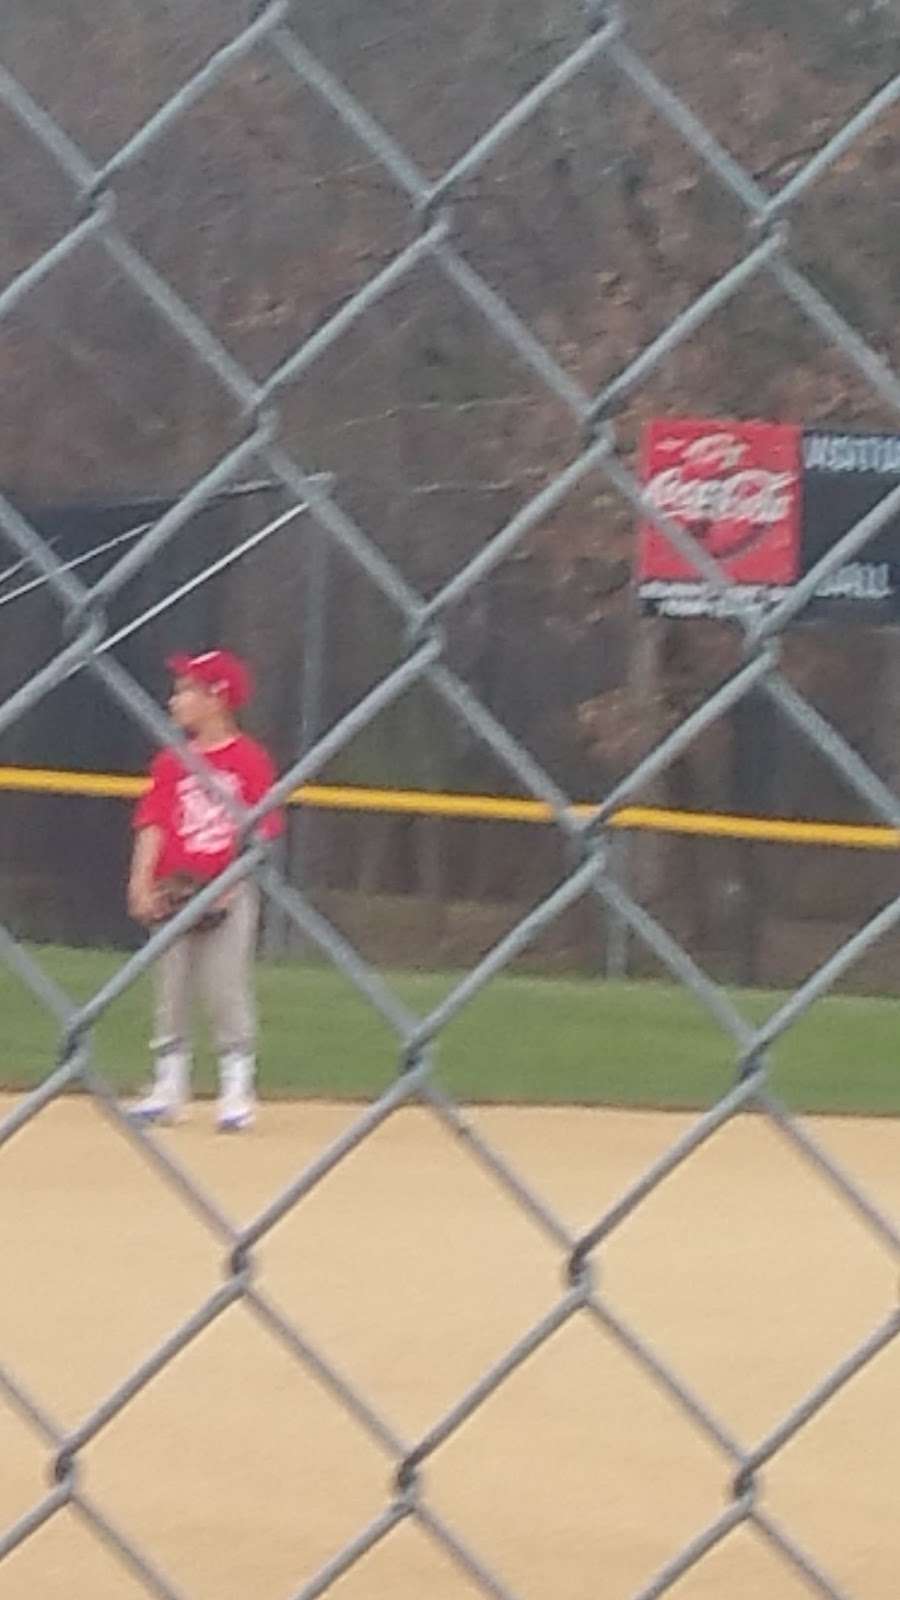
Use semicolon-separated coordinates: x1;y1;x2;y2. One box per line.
130;1052;190;1126
216;1052;256;1133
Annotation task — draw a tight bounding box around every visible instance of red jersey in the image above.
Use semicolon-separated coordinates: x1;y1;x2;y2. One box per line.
134;735;284;881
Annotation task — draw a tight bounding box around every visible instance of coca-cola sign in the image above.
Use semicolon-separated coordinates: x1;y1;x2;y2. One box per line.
638;418;802;583
636;420;900;624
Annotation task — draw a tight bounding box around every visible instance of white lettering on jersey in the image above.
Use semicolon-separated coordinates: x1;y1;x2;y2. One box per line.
173;770;243;855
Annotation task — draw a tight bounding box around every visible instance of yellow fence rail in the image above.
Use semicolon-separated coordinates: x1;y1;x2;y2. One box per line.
0;765;898;851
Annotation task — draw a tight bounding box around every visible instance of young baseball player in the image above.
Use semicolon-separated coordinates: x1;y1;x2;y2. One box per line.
128;650;283;1131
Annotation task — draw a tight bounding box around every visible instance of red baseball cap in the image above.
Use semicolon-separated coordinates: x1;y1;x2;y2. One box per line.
167;650;252;710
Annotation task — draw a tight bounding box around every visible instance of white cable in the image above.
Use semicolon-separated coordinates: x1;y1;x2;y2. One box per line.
0;522;153;611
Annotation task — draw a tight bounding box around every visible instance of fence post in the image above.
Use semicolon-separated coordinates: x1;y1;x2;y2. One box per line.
605;829;630;980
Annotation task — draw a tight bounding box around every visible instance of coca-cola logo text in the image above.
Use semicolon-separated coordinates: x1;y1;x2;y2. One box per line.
645;467;796;548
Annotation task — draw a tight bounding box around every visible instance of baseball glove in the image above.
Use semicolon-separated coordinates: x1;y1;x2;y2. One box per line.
155;872;229;934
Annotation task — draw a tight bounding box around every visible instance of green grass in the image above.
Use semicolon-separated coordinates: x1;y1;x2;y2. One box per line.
2;943;900;1115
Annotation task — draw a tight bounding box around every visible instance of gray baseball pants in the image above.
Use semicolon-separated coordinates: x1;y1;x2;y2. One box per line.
151;883;259;1060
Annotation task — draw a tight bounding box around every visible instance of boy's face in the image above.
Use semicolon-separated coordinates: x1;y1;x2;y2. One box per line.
169;674;221;732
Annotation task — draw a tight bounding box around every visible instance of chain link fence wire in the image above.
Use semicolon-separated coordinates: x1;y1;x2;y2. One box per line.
2;3;900;1594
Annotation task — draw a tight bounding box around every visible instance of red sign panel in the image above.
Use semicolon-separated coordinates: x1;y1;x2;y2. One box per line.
638;417;803;584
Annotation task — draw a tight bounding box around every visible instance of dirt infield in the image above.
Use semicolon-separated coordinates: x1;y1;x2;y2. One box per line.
2;1095;899;1598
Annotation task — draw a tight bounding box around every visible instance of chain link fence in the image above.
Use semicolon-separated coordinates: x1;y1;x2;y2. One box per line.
2;3;900;1595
